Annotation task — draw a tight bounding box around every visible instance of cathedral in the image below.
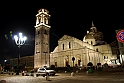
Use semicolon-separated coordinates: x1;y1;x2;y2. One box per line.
10;8;119;70
50;23;118;68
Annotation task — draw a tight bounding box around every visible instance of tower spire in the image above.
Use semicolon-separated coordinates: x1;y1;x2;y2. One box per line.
92;21;94;27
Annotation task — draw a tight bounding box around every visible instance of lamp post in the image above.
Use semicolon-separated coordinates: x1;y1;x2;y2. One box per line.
72;57;75;72
4;60;7;71
14;32;27;75
4;60;7;66
71;57;75;76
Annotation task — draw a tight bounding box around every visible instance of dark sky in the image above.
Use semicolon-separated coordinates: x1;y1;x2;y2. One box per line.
0;1;124;64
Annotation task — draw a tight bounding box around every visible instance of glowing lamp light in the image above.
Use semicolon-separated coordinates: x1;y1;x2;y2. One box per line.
14;32;27;46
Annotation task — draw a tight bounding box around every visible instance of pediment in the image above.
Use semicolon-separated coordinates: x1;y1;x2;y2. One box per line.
59;35;72;41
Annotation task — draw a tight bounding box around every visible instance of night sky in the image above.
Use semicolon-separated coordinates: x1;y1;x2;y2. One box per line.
0;1;124;64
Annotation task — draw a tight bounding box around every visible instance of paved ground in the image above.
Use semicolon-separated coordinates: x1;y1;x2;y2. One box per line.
0;68;124;83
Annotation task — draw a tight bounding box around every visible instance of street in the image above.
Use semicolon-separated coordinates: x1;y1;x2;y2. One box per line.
0;69;124;83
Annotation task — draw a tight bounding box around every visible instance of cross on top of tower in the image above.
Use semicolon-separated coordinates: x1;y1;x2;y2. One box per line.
92;21;94;27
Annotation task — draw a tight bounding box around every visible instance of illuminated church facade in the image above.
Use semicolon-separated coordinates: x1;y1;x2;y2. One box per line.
50;23;118;68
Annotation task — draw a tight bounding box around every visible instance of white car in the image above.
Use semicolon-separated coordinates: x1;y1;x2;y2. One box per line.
37;68;56;76
108;63;118;68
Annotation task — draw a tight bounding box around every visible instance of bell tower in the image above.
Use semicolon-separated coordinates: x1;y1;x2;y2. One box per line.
34;8;51;69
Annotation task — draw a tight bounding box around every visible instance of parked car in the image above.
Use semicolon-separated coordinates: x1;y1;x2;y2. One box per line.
108;63;118;68
37;68;56;76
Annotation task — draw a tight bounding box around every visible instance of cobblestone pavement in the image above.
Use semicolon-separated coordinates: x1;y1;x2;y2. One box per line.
0;69;124;83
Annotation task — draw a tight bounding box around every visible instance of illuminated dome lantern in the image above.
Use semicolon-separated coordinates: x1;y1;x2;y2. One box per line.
83;21;106;45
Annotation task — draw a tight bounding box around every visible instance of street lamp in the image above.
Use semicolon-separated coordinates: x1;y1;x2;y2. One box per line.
72;57;75;72
14;32;27;75
4;60;7;68
71;57;75;76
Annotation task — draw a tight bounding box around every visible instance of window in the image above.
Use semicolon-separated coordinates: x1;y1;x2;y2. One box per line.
106;56;108;59
38;30;40;35
69;42;71;48
96;48;98;52
44;18;46;24
45;17;48;24
54;57;57;67
104;56;106;59
63;44;64;50
36;42;38;45
91;41;93;44
44;30;47;34
55;62;57;67
36;51;40;54
38;16;41;25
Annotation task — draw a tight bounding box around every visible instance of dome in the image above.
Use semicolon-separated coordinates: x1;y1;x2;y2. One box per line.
84;34;95;39
83;34;95;42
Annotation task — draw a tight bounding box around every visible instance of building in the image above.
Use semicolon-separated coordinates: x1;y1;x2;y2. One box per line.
34;8;51;69
50;22;118;68
10;55;34;70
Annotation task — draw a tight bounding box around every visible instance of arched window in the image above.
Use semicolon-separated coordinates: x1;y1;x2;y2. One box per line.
38;16;41;24
63;44;64;50
104;56;106;59
65;56;69;66
69;42;71;49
